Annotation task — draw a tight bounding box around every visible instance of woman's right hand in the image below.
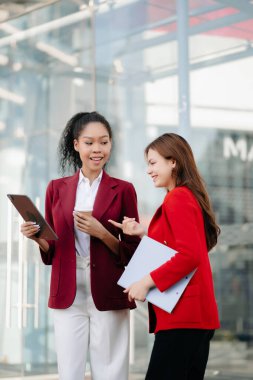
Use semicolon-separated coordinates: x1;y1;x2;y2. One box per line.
20;222;50;253
20;221;40;240
108;217;146;238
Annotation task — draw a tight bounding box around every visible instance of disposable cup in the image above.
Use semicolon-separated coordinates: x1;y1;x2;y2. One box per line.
75;208;93;217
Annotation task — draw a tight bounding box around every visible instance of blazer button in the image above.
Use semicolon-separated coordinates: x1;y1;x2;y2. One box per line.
92;263;96;268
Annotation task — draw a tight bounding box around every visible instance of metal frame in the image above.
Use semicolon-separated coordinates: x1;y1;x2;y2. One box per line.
122;8;253;55
177;0;190;137
216;0;253;15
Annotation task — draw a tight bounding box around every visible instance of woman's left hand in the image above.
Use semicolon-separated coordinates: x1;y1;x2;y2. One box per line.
124;274;155;302
73;211;106;239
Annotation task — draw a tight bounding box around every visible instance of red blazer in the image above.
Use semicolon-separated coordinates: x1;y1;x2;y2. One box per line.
148;186;220;333
40;170;140;311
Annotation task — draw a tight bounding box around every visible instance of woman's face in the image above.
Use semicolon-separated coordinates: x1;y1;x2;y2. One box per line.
146;148;176;191
74;122;112;175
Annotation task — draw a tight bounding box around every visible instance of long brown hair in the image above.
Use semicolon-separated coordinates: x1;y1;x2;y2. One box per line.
145;133;220;251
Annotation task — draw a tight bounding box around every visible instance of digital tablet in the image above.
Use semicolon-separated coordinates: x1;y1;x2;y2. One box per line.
7;194;58;240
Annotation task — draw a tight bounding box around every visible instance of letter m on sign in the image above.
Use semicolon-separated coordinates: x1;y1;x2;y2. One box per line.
223;137;247;161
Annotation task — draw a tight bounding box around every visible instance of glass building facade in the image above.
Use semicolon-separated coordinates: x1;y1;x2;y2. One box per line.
0;1;253;378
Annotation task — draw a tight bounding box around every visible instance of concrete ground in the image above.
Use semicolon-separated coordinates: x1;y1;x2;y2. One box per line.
1;341;253;380
1;371;253;380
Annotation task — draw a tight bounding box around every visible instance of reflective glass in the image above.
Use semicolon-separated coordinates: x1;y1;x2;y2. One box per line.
0;0;93;376
0;0;253;379
95;1;253;378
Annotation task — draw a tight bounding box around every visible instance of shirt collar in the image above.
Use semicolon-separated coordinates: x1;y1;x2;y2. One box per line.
78;169;103;185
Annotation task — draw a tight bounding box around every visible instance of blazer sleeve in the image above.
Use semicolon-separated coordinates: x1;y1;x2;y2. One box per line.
150;188;202;292
116;183;141;266
39;180;56;265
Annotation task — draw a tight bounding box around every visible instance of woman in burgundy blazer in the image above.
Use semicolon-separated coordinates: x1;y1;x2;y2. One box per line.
21;112;140;380
110;133;220;380
40;169;139;311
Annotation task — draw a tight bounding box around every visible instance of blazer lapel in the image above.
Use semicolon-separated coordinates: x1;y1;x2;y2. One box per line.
93;171;118;221
59;171;79;232
148;204;162;232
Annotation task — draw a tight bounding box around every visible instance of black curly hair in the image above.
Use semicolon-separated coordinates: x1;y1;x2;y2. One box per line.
58;111;112;174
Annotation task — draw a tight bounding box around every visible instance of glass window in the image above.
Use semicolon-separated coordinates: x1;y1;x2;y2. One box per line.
1;0;253;378
0;0;93;376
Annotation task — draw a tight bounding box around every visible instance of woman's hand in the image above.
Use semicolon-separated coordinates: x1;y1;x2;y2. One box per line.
108;217;146;238
73;212;106;239
20;221;49;252
20;221;40;240
124;274;155;302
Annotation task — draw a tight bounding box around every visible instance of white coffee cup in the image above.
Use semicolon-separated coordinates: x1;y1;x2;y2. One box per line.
74;207;93;217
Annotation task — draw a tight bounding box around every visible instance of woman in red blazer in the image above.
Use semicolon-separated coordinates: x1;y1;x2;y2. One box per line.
21;112;140;380
110;133;220;380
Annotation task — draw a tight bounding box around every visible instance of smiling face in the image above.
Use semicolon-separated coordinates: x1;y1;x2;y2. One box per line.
147;148;176;191
73;121;112;179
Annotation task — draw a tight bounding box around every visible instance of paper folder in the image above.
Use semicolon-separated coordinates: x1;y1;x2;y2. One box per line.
118;236;196;313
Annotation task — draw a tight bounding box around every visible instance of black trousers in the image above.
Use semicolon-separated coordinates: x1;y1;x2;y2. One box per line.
145;329;215;380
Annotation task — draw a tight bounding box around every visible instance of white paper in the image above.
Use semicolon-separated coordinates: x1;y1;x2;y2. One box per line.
118;236;196;313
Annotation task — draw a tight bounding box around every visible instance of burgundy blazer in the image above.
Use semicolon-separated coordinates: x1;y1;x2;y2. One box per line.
148;186;220;333
40;170;140;311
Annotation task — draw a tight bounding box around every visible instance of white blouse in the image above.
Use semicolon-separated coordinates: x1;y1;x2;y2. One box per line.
74;170;103;257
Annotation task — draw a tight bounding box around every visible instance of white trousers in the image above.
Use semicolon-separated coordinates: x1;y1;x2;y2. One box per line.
53;255;130;380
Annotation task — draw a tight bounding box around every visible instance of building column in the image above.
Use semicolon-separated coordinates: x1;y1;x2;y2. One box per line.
177;0;191;139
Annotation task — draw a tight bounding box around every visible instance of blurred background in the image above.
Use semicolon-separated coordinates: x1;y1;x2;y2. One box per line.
0;0;253;379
